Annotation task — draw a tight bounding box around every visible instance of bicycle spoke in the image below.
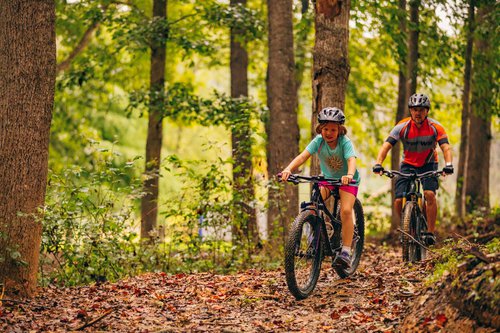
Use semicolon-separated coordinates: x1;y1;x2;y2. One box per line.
294;221;317;289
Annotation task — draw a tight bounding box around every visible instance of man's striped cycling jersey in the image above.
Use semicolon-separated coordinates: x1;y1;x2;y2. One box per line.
386;117;449;167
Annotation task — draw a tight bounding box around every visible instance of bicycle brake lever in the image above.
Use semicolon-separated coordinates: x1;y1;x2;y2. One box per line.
276;172;283;182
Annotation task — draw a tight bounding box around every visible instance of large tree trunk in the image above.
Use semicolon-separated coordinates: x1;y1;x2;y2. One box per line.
455;0;475;217
465;1;494;212
266;0;298;250
0;0;56;297
311;0;351;174
141;0;167;240
390;0;409;236
465;114;491;211
230;0;259;245
407;0;420;95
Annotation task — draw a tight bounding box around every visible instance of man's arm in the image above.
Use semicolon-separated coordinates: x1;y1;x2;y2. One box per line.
439;143;452;164
376;142;393;165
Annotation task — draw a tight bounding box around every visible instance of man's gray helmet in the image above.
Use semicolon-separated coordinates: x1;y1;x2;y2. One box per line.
408;93;431;108
318;107;345;124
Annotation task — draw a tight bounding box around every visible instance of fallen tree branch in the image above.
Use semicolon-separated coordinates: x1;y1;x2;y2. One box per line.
76;308;114;331
468;247;491;264
396;228;434;253
453;232;473;245
464;231;498;244
453;232;493;263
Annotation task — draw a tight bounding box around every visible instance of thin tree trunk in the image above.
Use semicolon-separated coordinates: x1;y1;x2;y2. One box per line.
266;0;298;250
455;0;475;217
56;4;108;74
141;0;167;240
294;11;314;96
230;0;259;245
390;0;408;236
0;0;56;297
407;0;420;95
465;1;494;212
311;0;351;175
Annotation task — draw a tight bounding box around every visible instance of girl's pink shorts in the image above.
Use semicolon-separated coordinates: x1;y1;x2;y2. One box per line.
319;181;358;197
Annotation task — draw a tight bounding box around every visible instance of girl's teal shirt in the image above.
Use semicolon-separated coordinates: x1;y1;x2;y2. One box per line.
306;135;361;185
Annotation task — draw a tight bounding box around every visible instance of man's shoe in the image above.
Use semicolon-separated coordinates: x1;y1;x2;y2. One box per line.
333;251;351;270
422;232;436;246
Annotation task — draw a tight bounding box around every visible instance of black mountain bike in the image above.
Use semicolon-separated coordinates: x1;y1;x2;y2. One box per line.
381;169;444;262
281;174;365;300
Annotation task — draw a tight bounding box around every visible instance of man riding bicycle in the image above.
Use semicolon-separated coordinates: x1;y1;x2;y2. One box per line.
372;93;454;245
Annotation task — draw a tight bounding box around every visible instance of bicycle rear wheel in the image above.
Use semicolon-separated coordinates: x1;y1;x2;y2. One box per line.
401;202;419;262
284;211;323;300
333;199;365;278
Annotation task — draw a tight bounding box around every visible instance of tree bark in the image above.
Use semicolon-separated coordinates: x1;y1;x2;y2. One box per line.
266;0;298;249
465;1;494;212
141;0;167;240
407;0;420;95
311;0;351;175
0;0;56;297
455;0;475;217
390;0;409;236
230;0;259;245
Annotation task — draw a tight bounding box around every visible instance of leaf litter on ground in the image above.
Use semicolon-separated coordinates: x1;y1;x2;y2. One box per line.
1;243;432;332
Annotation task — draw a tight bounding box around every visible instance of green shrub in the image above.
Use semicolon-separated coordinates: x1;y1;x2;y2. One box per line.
40;150;151;286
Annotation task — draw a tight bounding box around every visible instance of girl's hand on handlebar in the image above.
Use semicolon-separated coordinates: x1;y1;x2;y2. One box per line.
281;169;292;181
341;174;353;185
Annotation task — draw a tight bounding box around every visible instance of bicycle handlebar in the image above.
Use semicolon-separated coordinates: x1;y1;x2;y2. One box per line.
380;169;445;180
277;173;357;186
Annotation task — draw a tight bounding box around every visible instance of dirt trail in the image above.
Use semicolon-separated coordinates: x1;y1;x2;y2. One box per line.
2;243;432;332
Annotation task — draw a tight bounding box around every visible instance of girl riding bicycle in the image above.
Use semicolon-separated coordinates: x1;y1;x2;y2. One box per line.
281;107;360;269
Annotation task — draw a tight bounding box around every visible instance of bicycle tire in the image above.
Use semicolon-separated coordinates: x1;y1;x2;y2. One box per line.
401;202;418;262
284;211;323;300
415;215;428;261
333;198;365;278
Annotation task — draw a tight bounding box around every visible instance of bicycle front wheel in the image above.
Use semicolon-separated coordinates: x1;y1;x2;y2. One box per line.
284;211;323;300
415;215;428;261
402;201;419;262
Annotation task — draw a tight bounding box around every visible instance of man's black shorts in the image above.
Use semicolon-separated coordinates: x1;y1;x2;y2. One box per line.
395;163;439;198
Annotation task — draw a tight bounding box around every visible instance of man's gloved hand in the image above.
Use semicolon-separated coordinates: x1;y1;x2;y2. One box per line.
443;164;454;175
372;164;384;174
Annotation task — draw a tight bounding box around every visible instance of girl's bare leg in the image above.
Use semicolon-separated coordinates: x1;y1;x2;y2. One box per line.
320;186;330;201
339;190;355;248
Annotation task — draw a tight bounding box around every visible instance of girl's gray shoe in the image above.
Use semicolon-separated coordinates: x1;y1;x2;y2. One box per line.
333;251;351;270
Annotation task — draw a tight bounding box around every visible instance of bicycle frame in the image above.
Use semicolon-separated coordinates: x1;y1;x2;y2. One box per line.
402;172;425;214
287;175;350;257
383;169;443;214
282;173;365;298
